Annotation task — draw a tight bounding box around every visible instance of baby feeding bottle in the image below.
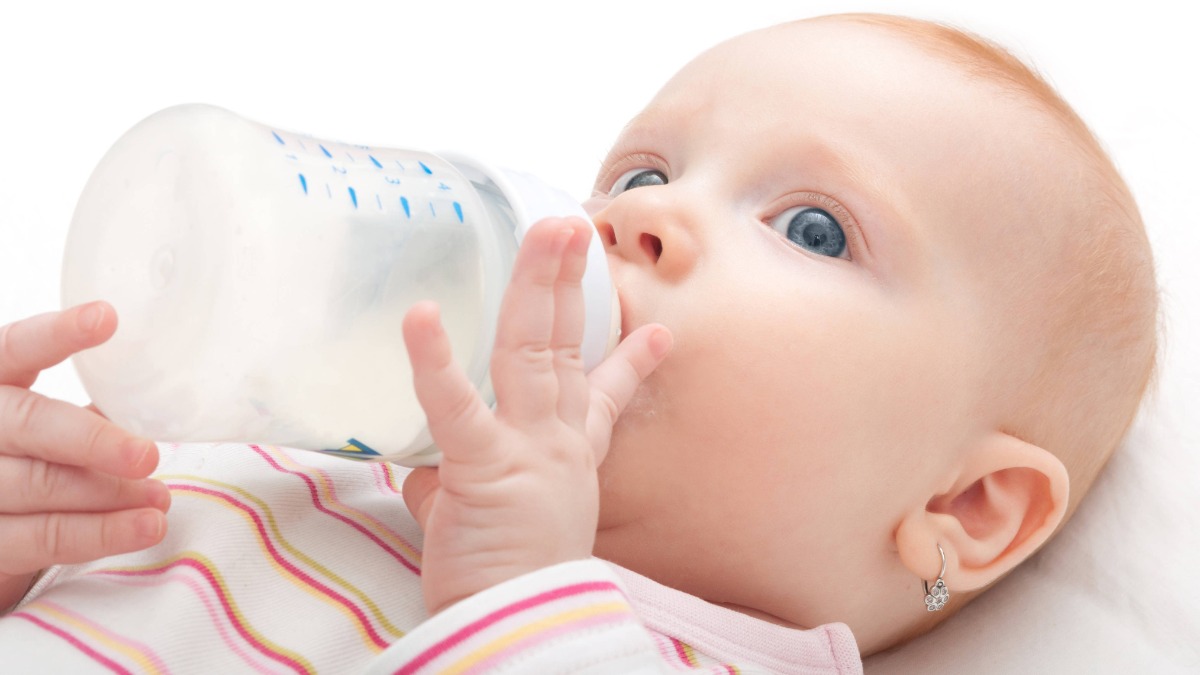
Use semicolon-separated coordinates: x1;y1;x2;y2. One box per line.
61;104;619;466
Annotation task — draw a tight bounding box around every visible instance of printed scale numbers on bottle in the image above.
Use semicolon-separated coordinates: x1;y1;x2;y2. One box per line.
257;124;511;463
63;105;593;466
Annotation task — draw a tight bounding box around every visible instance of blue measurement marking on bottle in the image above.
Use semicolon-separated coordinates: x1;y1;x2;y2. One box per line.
345;152;356;162
429;202;436;217
401;196;411;218
320;145;333;159
395;160;405;171
453;202;463;223
369;155;383;169
376;194;383;210
418;161;433;175
438;182;451;191
299;174;308;195
272;131;285;145
326;184;332;199
348;187;358;209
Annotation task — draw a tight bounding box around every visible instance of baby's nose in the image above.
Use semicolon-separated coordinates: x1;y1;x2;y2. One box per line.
596;223;662;263
594;187;698;280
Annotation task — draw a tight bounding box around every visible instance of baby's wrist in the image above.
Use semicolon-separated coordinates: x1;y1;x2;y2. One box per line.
425;555;594;616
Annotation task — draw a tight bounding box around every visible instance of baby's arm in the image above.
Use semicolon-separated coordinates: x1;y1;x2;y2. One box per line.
400;217;672;616
0;303;170;613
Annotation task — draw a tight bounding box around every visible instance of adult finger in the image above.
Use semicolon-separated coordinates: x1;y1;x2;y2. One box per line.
0;302;117;389
0;387;158;479
490;219;574;424
586;324;673;463
0;509;166;578
0;455;170;514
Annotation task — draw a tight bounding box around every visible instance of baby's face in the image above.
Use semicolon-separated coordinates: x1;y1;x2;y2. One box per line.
583;19;1071;636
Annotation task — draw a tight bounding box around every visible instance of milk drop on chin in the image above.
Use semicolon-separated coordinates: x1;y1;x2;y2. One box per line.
62;104;620;466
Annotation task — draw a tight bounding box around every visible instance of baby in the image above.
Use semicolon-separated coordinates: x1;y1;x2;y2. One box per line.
0;12;1157;672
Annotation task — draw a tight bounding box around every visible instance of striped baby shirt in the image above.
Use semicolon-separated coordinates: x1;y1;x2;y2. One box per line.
0;443;861;674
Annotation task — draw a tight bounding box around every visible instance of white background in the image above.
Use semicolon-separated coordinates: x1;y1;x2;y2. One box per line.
1;1;1197;671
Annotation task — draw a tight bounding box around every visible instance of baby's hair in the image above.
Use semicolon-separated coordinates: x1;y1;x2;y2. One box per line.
820;13;1159;519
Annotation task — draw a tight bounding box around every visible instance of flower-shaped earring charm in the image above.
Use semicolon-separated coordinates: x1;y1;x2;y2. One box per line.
923;544;950;612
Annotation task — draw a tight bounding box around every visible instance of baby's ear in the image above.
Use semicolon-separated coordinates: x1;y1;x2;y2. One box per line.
894;432;1069;592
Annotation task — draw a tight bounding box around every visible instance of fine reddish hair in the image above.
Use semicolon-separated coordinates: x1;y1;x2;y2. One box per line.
820;14;1160;644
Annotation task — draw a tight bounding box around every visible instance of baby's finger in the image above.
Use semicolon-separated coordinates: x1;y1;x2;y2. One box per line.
0;455;170;514
548;221;593;428
586;324;673;462
0;508;166;577
490;220;574;424
0;387;158;479
0;302;116;389
402;302;496;461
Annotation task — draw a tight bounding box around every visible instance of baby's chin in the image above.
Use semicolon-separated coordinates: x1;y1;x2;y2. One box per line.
617;373;664;426
595;373;668;526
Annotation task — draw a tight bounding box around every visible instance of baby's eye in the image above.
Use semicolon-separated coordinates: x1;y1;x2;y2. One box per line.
769;207;847;258
609;168;667;196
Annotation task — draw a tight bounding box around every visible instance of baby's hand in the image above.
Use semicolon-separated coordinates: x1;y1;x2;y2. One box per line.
0;303;169;612
401;217;671;615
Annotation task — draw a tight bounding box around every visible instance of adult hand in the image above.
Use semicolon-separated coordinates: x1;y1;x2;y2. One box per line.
0;302;170;612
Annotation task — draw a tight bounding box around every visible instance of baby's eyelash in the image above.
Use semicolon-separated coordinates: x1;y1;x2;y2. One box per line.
766;192;867;260
595;152;670;195
794;193;852;224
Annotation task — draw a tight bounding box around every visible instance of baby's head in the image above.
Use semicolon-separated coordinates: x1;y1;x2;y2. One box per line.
582;14;1157;654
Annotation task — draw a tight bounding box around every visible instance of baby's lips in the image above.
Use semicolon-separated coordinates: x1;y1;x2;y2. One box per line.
615;285;635;345
609;284;624;352
608;272;651;345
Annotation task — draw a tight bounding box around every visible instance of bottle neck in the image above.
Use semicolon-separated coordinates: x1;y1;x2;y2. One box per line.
447;156;621;370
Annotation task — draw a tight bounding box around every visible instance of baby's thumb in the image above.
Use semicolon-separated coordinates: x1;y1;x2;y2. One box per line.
401;467;440;530
586;324;673;462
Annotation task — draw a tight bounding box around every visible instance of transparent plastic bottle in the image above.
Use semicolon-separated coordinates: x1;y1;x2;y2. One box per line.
61;104;619;466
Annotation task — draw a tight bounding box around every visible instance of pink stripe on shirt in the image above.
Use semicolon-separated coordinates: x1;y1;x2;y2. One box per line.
395;581;622;674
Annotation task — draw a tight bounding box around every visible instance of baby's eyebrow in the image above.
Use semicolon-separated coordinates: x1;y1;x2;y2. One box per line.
596;107;678;182
770;134;901;262
821;143;893;260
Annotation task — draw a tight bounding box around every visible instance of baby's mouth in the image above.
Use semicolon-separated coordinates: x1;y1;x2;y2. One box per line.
615;284;639;346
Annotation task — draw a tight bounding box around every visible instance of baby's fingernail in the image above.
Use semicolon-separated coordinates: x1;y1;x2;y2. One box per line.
570;225;592;253
134;510;165;540
649;327;674;360
555;227;575;250
77;303;103;333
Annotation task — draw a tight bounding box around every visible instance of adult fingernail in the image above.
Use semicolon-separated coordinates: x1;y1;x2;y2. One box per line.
145;480;172;512
124;438;155;471
134;511;165;540
77;303;103;333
